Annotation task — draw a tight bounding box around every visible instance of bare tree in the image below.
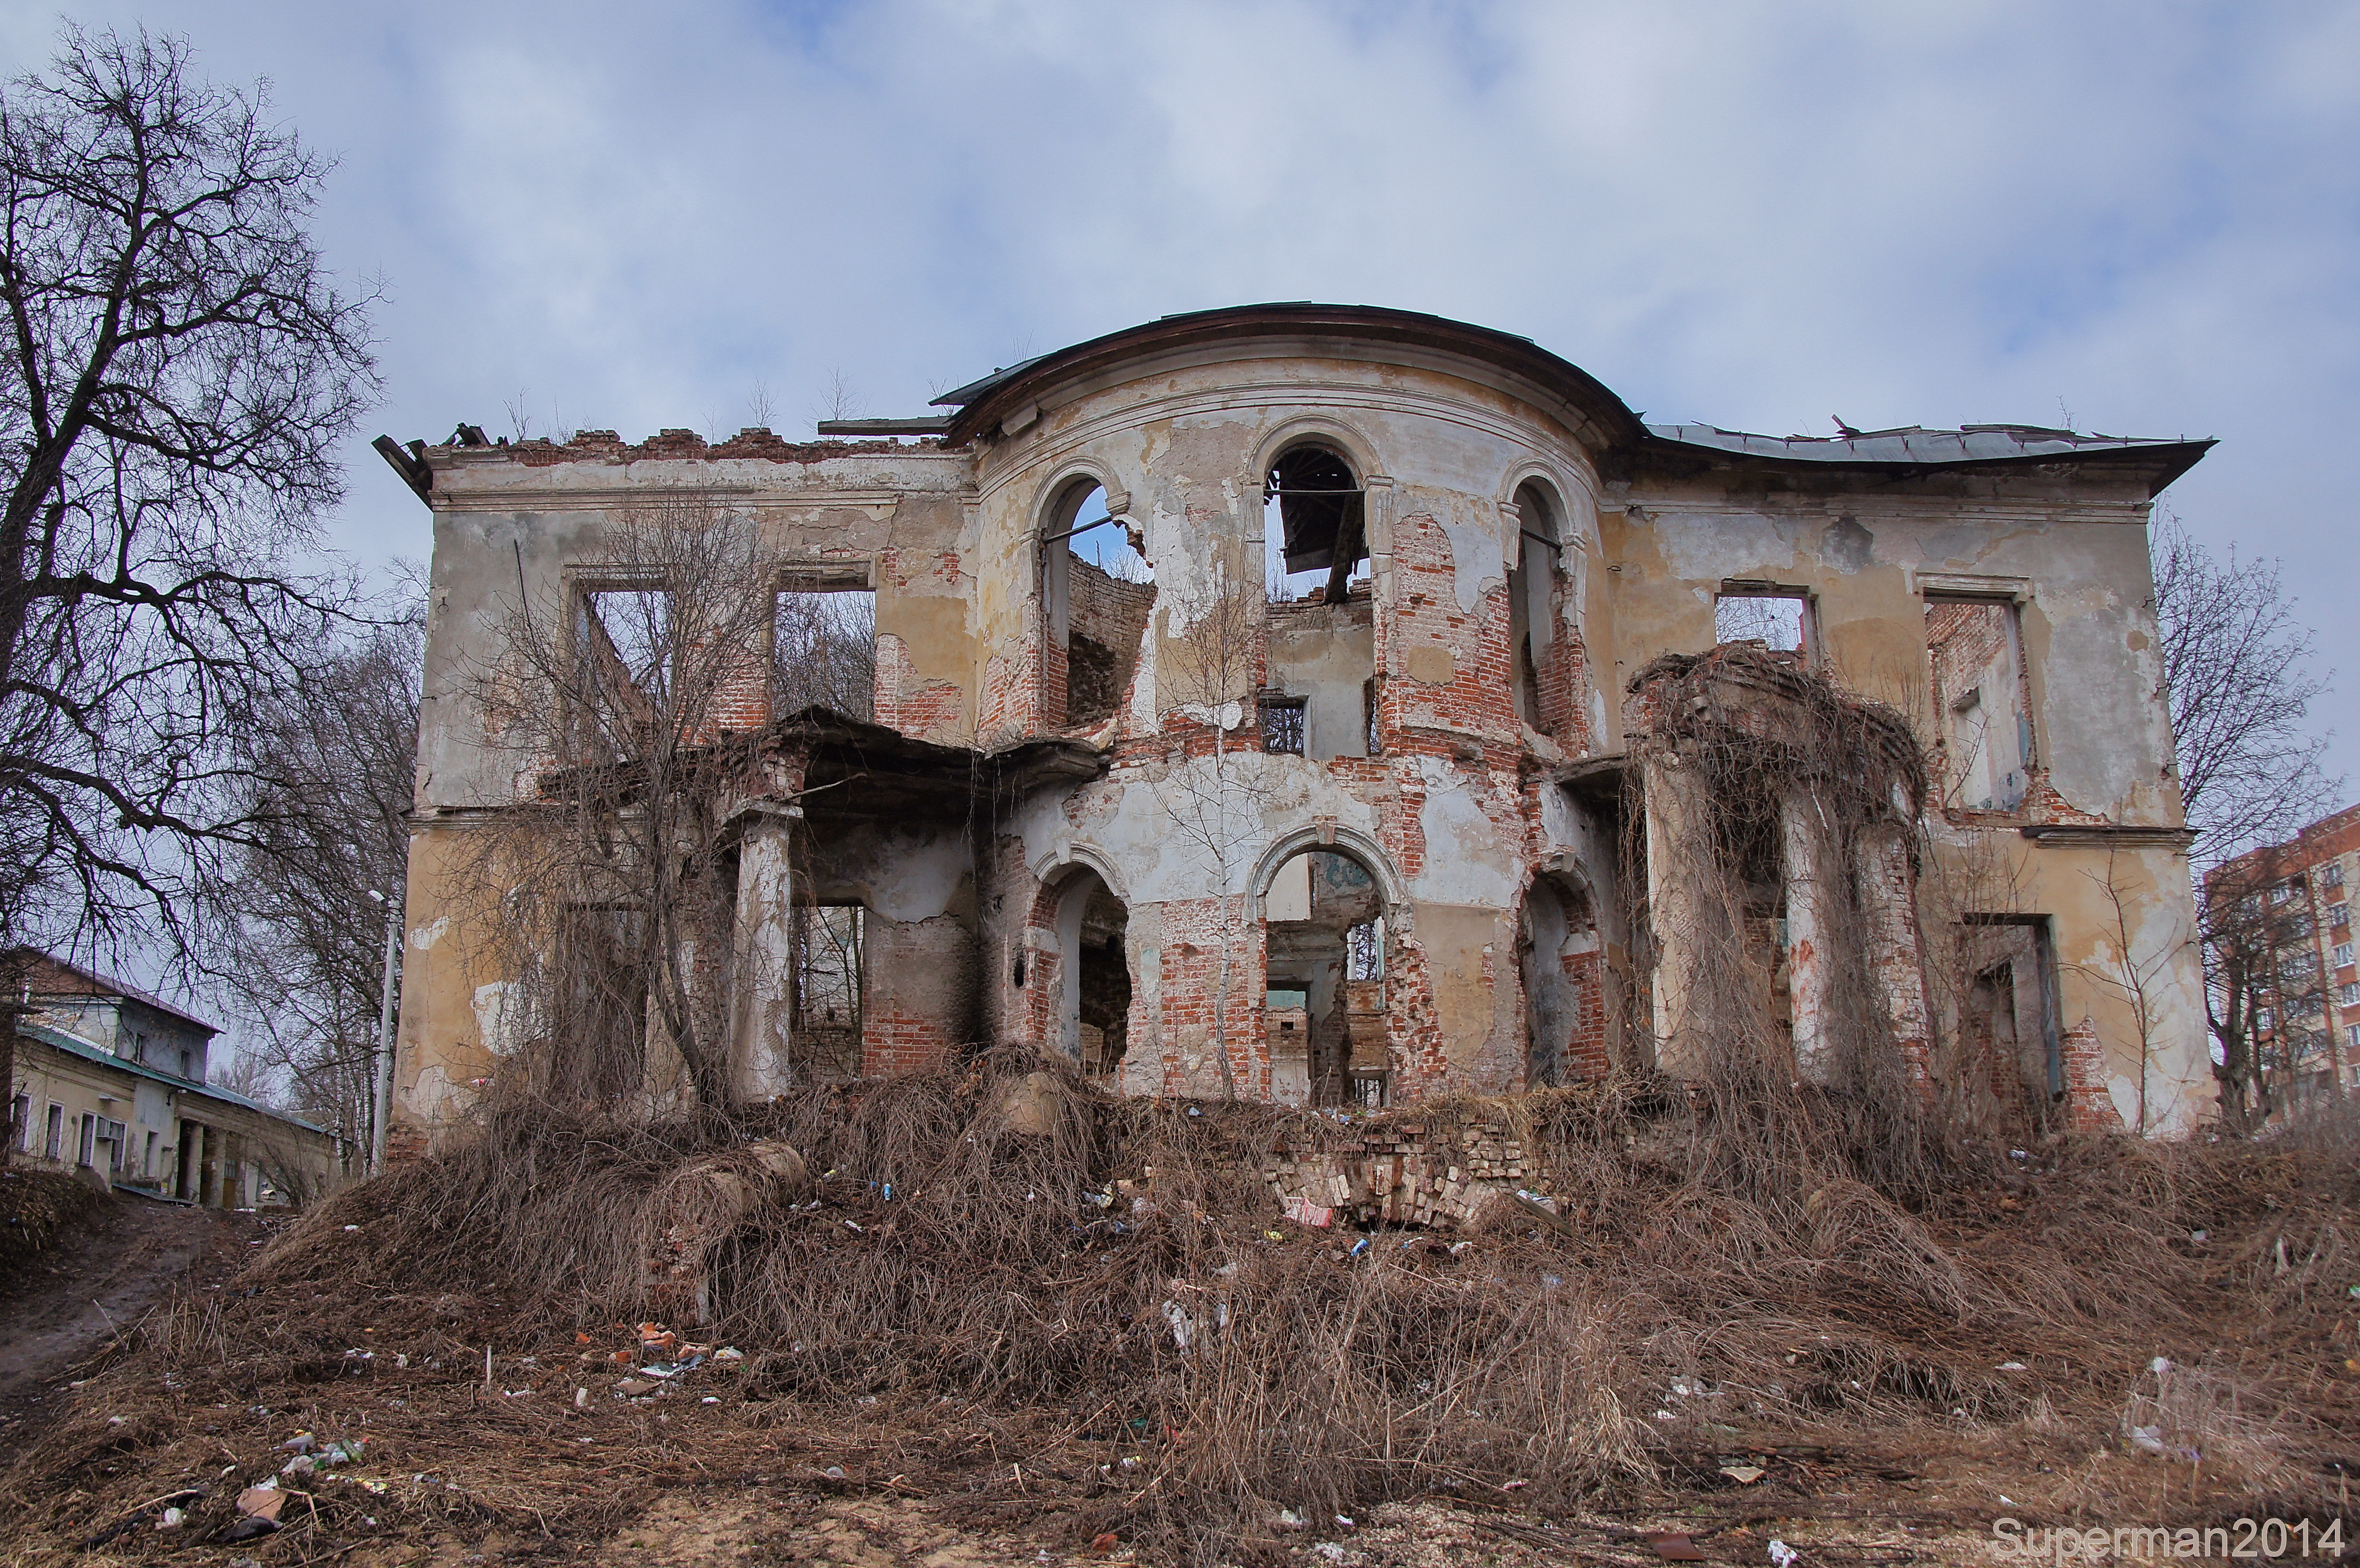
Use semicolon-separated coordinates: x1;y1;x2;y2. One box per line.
1153;575;1278;1100
2201;857;2337;1133
771;586;875;720
471;495;787;1112
0;24;379;962
2152;509;2342;1131
197;594;420;1164
2153;507;2338;869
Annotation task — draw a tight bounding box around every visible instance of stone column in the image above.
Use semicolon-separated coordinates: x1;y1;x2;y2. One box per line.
730;804;802;1100
1781;792;1833;1083
1851;821;1932;1090
1642;755;1712;1078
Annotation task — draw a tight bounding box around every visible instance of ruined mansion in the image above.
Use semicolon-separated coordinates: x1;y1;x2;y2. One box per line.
384;304;2215;1149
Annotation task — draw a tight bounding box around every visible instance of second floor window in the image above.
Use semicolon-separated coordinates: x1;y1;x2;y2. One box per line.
1260;697;1306;756
1925;596;2032;812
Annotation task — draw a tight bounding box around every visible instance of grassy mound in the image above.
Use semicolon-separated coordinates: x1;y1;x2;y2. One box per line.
5;1050;2356;1562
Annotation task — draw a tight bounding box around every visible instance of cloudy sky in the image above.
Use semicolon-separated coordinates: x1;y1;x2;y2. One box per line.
6;0;2354;784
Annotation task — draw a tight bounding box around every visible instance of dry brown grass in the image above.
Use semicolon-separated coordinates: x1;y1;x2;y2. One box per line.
4;1054;2357;1565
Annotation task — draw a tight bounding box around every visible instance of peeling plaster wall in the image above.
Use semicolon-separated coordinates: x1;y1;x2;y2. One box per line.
395;335;2213;1142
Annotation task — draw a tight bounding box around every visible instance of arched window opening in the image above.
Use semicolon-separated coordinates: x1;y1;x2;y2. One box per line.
1265;444;1367;605
1053;869;1131;1077
1263;847;1387;1107
1519;874;1602;1086
1507;482;1561;729
1044;479;1154;727
1262;443;1376;757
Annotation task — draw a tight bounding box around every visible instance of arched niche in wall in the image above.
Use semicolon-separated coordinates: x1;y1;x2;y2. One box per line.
1518;870;1603;1087
1040;473;1153;727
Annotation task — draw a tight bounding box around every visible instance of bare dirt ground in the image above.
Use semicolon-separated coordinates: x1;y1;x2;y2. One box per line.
0;1189;265;1436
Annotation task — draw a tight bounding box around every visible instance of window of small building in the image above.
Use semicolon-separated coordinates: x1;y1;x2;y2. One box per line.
44;1102;63;1160
1363;677;1383;758
10;1093;27;1151
772;571;876;722
1714;588;1812;655
1925;595;2032;813
2325;862;2346;889
1260;695;1306;755
1265;444;1367;603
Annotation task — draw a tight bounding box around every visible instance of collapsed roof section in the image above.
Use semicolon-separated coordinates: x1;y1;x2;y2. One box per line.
535;707;1106;826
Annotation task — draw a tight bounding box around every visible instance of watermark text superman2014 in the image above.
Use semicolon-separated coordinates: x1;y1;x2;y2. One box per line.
1991;1517;2346;1562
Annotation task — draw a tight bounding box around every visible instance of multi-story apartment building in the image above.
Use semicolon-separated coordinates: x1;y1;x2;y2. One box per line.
382;304;2218;1147
2206;803;2360;1115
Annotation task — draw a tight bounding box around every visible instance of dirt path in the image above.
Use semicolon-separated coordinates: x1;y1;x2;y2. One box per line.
0;1190;259;1436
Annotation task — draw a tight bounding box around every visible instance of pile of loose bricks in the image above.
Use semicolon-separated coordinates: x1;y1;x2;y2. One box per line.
1254;1112;1546;1230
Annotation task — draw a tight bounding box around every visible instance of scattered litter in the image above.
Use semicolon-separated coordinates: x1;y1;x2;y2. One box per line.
701;1395;721;1403
1720;1463;1765;1484
2150;1356;2173;1376
343;1224;360;1232
1997;1361;2028;1371
575;1387;589;1409
156;1507;184;1529
713;1346;744;1362
2129;1424;2167;1455
614;1378;656;1398
1769;1542;1800;1568
226;1482;284;1542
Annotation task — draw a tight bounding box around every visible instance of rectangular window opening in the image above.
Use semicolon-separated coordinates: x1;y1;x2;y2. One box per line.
44;1103;62;1160
773;578;877;723
791;903;865;1080
1715;589;1811;656
1260;696;1307;756
1926;596;2032;813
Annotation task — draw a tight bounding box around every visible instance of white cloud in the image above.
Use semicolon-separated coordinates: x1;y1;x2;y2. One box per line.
6;0;2352;783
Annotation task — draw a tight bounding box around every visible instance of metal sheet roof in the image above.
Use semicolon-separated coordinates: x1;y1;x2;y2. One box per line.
1646;422;2208;466
17;1019;330;1135
920;305;2213;494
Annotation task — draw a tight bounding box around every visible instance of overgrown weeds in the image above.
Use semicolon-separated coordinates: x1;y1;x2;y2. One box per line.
9;1052;2355;1563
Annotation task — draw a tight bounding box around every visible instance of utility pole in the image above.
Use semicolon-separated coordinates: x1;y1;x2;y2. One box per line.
369;890;401;1175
